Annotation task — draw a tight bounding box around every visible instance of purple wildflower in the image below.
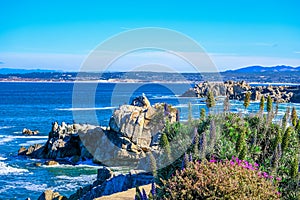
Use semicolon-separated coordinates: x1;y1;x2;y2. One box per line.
151;182;156;197
258;172;262;177
276;177;282;181
189;153;193;162
230;160;235;165
142;189;148;200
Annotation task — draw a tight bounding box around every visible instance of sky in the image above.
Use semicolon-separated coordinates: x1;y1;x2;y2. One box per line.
0;0;300;72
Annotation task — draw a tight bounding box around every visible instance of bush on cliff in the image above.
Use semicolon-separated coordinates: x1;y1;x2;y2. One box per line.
159;158;280;200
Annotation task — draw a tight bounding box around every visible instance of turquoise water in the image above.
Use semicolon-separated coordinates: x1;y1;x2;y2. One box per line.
0;82;299;199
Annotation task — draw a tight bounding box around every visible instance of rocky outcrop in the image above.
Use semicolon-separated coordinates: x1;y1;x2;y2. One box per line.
37;190;67;200
182;80;300;103
18;95;178;168
44;160;59;166
69;167;153;200
22;128;39;135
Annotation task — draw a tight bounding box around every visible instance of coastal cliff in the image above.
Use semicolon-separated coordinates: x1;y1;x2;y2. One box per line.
181;80;300;103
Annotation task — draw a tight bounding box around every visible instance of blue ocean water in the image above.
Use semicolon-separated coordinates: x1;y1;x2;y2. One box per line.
0;82;299;199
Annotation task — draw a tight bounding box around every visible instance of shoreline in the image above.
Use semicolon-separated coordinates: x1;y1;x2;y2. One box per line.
1;79;300;85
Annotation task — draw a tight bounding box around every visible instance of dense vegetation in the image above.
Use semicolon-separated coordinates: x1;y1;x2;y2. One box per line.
136;93;299;200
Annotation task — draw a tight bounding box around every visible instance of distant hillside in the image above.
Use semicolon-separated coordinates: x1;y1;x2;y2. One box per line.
225;65;300;73
0;68;59;74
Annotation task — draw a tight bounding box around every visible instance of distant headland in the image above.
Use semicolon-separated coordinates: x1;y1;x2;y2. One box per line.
1;65;300;83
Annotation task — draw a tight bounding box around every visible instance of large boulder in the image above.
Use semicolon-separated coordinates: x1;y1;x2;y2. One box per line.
109;96;178;147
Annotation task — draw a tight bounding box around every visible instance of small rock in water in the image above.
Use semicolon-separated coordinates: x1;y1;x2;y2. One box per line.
44;160;59;166
18;146;27;155
35;162;42;167
22;128;39;135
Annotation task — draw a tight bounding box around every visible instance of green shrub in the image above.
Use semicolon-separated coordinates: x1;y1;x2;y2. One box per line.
159;158;280;200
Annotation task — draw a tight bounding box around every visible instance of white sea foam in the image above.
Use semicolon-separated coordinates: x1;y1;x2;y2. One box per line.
19;139;47;146
12;136;48;139
55;107;116;111
0;162;28;175
48;174;97;191
0;136;14;145
174;104;188;108
13;131;22;134
8;181;47;192
0;135;48;145
0;126;15;130
0;156;7;161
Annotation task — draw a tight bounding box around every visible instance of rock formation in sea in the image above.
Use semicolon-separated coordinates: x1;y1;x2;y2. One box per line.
18;95;178;168
181;80;300;103
22;128;39;135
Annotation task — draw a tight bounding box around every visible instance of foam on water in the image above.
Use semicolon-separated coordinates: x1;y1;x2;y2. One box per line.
0;135;48;145
55;107;116;111
19;139;48;146
0;126;15;130
0;156;7;161
49;174;97;192
0;162;29;175
0;136;14;145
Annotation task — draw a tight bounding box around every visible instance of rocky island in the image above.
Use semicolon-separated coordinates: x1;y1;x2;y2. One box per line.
182;80;300;103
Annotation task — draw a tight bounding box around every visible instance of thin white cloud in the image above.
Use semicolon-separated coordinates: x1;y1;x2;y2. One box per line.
1;51;300;72
0;52;85;71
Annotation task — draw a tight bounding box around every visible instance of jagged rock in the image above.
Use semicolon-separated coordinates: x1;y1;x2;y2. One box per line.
18;95;178;169
69;169;154;200
44;160;59;166
37;190;66;200
22;128;39;135
18;146;27;155
182;81;300;103
97;167;113;183
109;96;177;148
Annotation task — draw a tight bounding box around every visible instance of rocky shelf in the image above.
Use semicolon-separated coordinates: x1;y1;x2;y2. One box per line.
181;80;300;103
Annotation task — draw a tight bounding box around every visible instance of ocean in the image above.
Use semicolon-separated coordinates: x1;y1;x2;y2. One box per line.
0;82;299;199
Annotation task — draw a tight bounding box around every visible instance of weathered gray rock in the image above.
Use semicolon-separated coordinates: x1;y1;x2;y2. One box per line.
37;190;66;200
182;81;300;103
78;171;153;200
44;160;59;166
109;96;178;148
19;96;178;170
22;128;39;135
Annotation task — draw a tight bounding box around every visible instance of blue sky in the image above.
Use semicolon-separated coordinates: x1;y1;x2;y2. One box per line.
0;0;300;71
